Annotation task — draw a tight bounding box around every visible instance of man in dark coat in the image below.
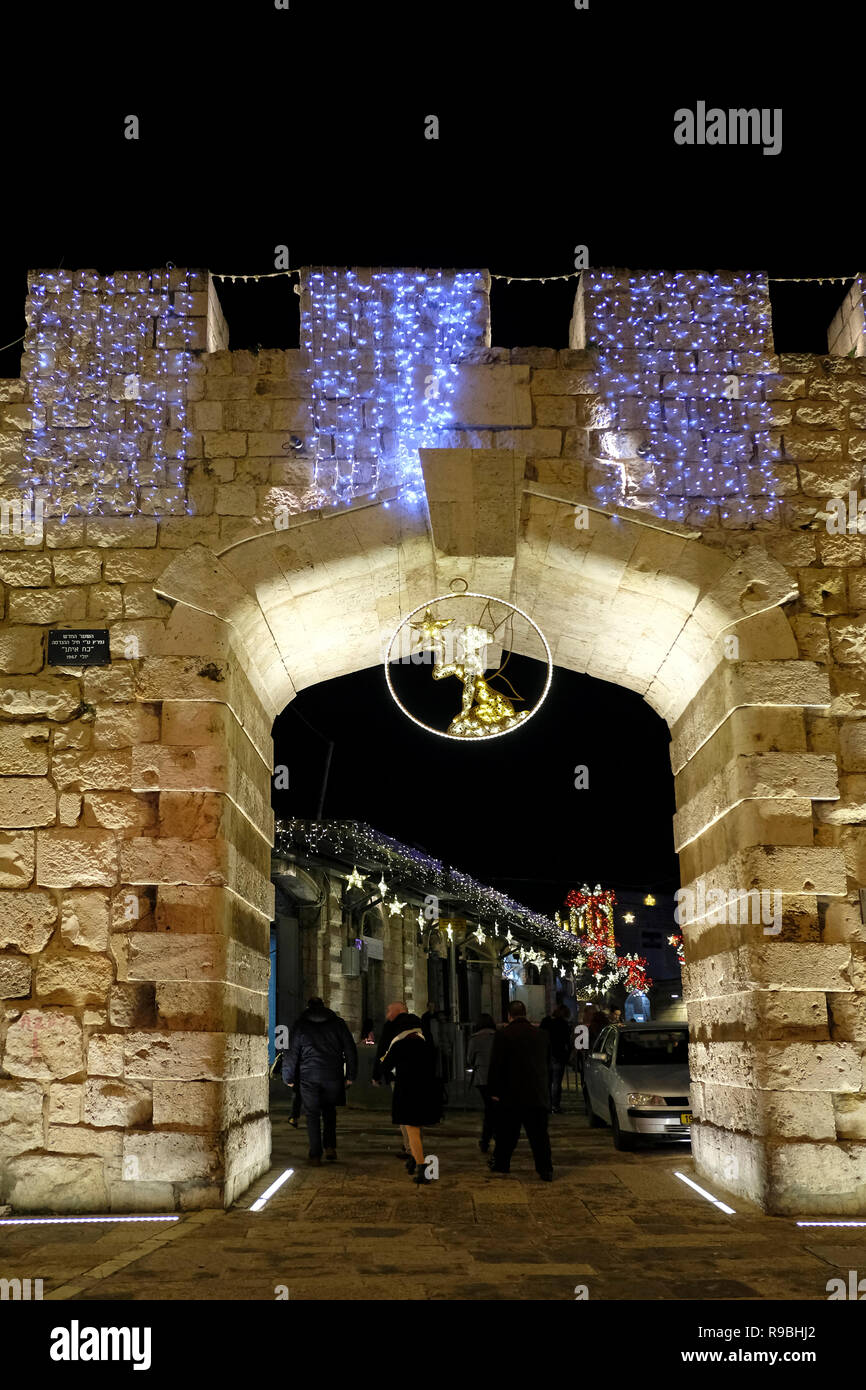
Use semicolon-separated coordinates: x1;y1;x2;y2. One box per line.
540;1005;573;1113
282;997;358;1165
487;1000;554;1181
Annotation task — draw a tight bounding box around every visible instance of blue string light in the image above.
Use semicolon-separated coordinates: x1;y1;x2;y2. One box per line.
21;270;196;519
585;270;777;524
300;269;483;507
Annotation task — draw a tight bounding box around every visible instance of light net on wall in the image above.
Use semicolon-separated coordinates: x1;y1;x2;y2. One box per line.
585;269;777;524
21;271;196;518
299;268;488;508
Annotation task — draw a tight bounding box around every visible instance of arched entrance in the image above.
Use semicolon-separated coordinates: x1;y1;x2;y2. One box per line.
0;268;859;1217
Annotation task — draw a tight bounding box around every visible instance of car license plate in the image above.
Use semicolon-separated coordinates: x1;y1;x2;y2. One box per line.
680;1112;692;1125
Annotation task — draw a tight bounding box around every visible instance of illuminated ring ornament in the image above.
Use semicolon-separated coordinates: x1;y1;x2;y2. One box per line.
384;592;553;742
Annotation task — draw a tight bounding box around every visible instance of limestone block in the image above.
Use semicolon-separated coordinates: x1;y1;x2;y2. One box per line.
839;722;866;772
0;954;31;997
0;830;35;887
61;891;110;951
53;719;92;751
3;1009;84;1078
7;587;87;623
0;777;55;827
697;1080;836;1140
85;517;158;548
58;792;82;826
124;1030;266;1081
51;550;102;585
88;1033;124;1077
109;1180;175;1213
829;615;866;665
690;1038;861;1091
45;1124;122;1157
151;1079;221;1128
122;584;172;620
0;674;81;719
833;1093;866;1140
103;550;173;584
84;1078;152;1129
36;828;119;887
828;993;866;1042
82;664;136;702
798;568;848;615
35;953;114;1006
87;584;124;622
155;981;267;1033
0;627;44;674
0;890;56;951
669;661;830;773
154;886;270;956
83;792;157;832
128;933;224;983
49;1083;83;1125
225;1114;271;1189
108;982;155;1029
767;1140;866;1215
0;722;50;774
1;1154;108;1211
0;555;51;585
122;1131;220;1182
52;749;132;791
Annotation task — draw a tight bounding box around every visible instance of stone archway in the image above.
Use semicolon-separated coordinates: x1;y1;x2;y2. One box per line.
0;267;863;1217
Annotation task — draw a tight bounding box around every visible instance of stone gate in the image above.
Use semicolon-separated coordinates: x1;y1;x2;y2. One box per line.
0;265;865;1215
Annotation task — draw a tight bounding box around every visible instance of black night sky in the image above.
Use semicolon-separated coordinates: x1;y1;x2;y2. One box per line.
0;2;860;922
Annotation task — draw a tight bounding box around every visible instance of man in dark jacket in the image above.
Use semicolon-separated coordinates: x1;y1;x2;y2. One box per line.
487;1000;553;1181
282;997;358;1165
540;1005;573;1114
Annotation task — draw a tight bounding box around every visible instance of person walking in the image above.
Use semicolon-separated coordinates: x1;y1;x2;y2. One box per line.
487;1000;554;1182
466;1014;498;1153
540;1005;573;1113
373;1001;415;1160
380;1012;442;1185
281;997;357;1166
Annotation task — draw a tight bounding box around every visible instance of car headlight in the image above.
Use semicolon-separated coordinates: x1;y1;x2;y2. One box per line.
627;1092;666;1106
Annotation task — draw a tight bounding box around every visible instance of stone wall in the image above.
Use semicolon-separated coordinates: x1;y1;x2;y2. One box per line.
2;266;866;1213
828;277;865;359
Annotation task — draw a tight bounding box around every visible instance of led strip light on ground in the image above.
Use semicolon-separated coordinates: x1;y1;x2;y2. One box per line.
0;1215;180;1226
674;1171;736;1215
249;1169;294;1211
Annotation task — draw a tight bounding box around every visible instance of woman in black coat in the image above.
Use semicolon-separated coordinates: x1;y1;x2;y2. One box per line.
380;1012;442;1185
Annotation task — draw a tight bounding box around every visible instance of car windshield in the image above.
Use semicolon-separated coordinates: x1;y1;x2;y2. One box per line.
616;1030;688;1066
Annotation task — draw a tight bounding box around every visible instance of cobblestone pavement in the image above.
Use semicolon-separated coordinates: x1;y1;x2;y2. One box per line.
3;1089;866;1302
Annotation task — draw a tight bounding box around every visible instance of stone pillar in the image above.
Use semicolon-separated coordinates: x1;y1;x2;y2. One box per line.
673;657;858;1214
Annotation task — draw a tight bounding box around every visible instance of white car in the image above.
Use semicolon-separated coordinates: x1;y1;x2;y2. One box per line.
582;1022;692;1150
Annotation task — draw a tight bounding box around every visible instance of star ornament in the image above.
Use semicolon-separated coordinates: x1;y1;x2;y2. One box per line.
377;875;388;896
474;926;485;943
388;897;406;916
346;866;364;890
409;607;453;644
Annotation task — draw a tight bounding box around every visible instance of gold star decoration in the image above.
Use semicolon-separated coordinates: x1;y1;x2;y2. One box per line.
377;875;388;897
409;607;453;644
346;866;364;890
418;910;426;929
388;897;406;916
623;912;635;923
474;926;485;943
